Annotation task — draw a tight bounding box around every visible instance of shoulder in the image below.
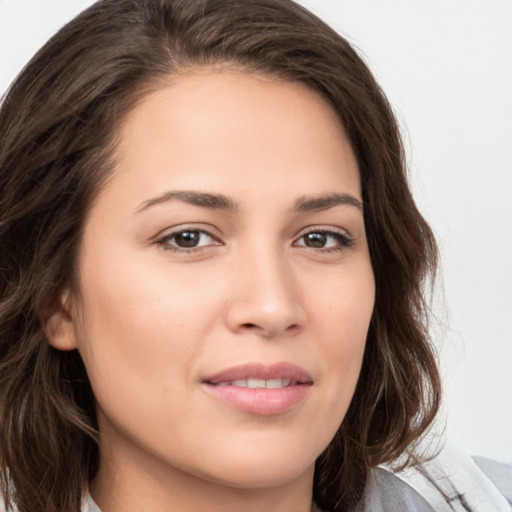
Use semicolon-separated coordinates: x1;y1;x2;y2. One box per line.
473;455;512;506
360;446;512;512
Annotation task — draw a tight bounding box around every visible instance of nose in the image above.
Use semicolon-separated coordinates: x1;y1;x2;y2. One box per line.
224;247;306;338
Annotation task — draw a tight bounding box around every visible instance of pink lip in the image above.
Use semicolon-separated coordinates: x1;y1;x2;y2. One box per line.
202;362;313;416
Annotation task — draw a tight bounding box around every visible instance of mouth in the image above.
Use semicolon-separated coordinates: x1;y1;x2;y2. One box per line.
202;362;313;416
213;378;302;389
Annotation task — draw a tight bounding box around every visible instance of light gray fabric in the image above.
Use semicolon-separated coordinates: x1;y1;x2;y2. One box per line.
372;447;512;512
356;467;436;511
82;494;102;512
474;456;512;507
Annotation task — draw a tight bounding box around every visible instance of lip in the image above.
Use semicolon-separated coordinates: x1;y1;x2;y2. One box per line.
202;362;313;416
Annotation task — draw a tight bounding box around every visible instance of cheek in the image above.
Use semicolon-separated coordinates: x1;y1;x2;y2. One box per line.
310;262;374;399
73;254;226;399
314;261;375;342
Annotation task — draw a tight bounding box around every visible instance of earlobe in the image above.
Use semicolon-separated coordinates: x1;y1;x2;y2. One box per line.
40;288;79;351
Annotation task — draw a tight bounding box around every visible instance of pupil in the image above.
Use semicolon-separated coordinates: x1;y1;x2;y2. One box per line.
305;232;326;248
176;231;200;247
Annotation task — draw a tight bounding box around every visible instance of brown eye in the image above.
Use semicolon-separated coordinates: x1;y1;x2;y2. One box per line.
156;229;220;251
173;230;202;248
303;232;328;248
295;230;353;251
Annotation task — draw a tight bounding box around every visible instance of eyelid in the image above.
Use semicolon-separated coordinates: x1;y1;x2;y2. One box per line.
292;225;354;250
153;224;223;252
151;223;354;253
294;224;352;240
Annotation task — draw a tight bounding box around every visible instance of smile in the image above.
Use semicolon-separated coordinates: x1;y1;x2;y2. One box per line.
202;363;313;416
214;378;295;388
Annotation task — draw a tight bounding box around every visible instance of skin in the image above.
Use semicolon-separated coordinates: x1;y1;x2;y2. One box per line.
47;71;375;512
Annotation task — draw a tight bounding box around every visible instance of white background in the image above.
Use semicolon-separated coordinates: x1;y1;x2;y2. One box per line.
1;0;511;463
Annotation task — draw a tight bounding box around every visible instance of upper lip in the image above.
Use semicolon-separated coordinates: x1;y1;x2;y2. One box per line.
203;362;313;385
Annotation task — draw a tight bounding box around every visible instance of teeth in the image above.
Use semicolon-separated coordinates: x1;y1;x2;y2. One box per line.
217;378;294;389
266;378;283;389
247;378;266;388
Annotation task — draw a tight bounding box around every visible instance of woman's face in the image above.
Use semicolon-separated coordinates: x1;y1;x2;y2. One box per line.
51;72;375;498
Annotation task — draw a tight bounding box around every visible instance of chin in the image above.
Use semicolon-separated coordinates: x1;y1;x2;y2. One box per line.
182;430;324;489
199;457;315;490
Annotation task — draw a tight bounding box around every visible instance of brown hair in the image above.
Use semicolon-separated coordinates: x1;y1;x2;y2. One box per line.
0;1;440;511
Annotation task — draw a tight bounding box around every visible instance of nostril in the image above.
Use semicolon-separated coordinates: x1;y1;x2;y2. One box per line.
240;322;301;335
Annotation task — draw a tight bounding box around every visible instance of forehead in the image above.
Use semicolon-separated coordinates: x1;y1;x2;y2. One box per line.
99;71;360;214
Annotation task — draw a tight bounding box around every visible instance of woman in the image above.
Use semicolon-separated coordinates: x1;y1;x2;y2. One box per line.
0;1;509;511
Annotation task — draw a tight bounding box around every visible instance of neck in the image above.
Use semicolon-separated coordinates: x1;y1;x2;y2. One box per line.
90;439;317;512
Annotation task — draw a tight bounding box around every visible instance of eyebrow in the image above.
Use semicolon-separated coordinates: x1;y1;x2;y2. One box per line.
136;190;363;214
293;192;363;212
136;190;239;213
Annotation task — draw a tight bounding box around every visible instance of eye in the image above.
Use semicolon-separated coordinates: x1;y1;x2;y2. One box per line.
155;228;220;251
294;229;353;251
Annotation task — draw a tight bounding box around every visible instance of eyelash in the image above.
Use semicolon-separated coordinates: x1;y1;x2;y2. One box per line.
154;226;354;253
155;228;219;253
293;228;354;253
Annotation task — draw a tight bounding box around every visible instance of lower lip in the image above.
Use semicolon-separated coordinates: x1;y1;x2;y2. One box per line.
203;383;311;416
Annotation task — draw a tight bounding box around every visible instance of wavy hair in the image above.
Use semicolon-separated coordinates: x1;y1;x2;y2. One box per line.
0;1;440;511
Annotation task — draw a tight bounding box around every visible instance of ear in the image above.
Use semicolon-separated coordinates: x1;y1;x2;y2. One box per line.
40;287;79;351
